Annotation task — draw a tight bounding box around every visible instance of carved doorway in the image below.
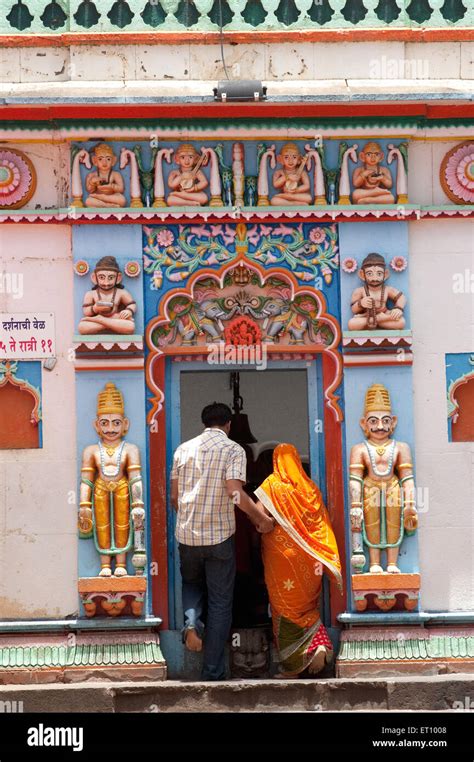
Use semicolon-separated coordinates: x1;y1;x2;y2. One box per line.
166;360;331;641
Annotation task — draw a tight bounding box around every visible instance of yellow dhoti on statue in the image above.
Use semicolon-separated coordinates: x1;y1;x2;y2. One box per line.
93;476;131;555
363;476;402;549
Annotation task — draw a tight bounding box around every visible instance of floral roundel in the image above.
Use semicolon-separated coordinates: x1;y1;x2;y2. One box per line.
0;149;37;209
440;142;474;205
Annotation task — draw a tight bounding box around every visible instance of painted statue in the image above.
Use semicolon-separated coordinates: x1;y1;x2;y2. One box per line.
271;143;312;206
349;384;417;574
84;143;127;208
262;295;331;345
348;252;406;331
232;142;245;207
78;383;146;577
352;142;395;205
257;143;276;206
167;143;209;206
164;297;225;346
78;256;137;336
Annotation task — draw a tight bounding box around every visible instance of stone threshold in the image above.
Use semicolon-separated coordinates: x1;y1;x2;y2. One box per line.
1;675;474;712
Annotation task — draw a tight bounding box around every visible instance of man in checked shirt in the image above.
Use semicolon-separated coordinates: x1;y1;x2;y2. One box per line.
170;402;274;681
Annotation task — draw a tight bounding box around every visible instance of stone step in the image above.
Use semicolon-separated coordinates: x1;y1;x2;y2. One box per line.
0;674;474;712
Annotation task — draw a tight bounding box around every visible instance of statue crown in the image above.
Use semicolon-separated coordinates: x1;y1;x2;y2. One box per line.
364;384;391;414
97;382;124;415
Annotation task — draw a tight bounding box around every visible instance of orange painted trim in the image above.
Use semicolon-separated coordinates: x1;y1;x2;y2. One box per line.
144;255;343;423
2;28;474;48
322;352;346;626
0;368;42;423
148;354;169;629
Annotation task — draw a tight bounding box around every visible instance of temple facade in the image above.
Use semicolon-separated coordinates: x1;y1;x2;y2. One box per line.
0;1;473;681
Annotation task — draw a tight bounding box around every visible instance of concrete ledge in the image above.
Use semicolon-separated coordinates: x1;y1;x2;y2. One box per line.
0;78;472;103
1;675;474;712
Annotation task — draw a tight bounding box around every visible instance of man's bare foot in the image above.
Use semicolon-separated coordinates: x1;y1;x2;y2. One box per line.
273;671;298;680
387;564;401;573
99;566;112;577
114;565;127;577
185;628;202;653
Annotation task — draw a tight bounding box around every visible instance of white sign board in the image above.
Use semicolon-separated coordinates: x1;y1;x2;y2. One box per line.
0;313;56;358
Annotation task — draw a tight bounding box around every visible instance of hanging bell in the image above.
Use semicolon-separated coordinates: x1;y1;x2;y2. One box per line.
229;413;257;444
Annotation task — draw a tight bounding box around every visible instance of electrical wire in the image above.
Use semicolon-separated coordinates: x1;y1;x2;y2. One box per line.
218;0;230;80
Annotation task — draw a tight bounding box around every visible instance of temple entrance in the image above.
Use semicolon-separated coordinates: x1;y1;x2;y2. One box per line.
167;359;329;657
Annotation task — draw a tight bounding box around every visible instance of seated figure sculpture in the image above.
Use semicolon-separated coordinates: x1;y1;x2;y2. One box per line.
167;143;209;206
352;142;395;205
348;252;406;331
78;256;136;335
84;143;127;208
349;384;418;574
270;143;312;206
78;383;145;578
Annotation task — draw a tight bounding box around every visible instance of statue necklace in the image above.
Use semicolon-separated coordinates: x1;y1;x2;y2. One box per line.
364;282;385;329
365;439;395;477
98;168;112;186
96;287;117;311
99;440;125;477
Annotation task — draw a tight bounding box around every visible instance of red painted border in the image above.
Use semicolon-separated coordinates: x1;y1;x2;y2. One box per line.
149;354;169;629
2;28;473;48
322;352;347;624
1;103;473;123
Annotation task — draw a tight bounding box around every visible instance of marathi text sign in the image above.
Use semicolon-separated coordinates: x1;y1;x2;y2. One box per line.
0;313;55;358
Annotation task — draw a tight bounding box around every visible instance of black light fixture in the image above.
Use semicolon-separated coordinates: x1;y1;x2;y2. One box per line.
213;80;267;103
228;372;257;444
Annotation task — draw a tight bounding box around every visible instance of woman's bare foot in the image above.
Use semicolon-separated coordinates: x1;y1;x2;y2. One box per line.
307;646;329;675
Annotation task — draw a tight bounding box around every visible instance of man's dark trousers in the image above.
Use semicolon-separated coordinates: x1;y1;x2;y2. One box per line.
179;535;236;681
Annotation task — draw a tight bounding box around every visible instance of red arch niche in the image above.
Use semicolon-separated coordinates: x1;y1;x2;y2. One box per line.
452;376;474;442
0;362;41;449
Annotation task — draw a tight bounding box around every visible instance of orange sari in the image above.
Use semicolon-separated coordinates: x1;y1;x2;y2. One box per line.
255;444;342;675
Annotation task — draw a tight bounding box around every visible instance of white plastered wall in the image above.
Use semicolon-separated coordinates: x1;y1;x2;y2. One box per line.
409;219;474;611
0;224;78;618
0;41;471;83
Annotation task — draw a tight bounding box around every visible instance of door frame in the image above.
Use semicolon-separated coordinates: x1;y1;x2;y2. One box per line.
148;355;346;631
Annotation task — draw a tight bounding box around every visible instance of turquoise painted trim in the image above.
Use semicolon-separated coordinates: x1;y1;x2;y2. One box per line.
0;0;469;36
339;612;474;625
0;617;162;632
309;356;332;626
167;356;178;630
1;116;474;133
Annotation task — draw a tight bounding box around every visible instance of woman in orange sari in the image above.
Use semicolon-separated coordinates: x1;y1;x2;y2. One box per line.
255;443;342;678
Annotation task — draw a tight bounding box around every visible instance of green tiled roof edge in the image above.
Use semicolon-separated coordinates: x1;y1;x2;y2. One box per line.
0;641;164;669
338;636;474;662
